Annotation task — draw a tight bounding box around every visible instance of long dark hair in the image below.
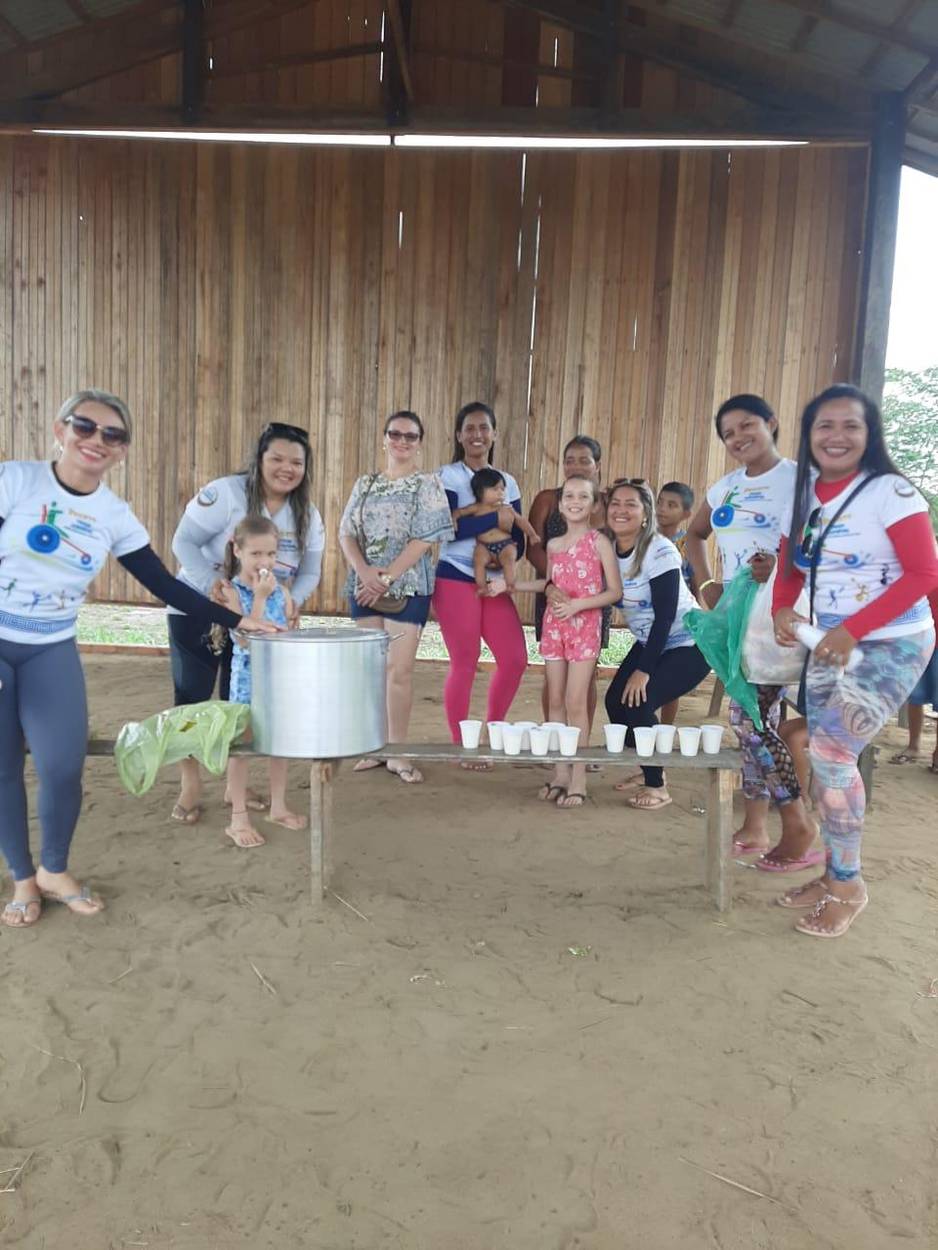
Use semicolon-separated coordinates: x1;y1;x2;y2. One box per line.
244;424;312;551
785;383;908;574
453;401;496;464
714;393;778;445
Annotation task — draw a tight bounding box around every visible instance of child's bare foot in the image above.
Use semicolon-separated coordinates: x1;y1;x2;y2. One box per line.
266;808;307;831
35;868;104;915
225;812;266;847
732;821;770;853
224;787;268;812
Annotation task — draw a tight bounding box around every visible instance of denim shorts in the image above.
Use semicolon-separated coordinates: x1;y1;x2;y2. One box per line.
348;593;431;627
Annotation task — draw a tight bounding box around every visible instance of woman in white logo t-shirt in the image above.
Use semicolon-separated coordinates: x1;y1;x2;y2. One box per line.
0;390;275;929
686;394;817;866
773;384;938;937
169;423;325;824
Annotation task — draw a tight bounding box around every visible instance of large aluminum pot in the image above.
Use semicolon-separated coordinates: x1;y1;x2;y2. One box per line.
249;626;389;759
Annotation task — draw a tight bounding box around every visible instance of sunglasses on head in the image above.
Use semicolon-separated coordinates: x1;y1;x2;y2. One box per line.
609;477;649;491
263;422;309;444
386;429;421;444
64;412;130;447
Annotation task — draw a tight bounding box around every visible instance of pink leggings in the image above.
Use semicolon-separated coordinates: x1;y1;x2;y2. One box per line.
432;577;528;741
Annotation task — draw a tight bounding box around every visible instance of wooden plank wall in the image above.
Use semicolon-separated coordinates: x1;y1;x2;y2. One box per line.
0;134;866;615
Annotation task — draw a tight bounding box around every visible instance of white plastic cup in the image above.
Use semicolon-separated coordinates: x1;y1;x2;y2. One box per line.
459;719;483;749
514;721;538;751
633;726;658;758
603;723;627;753
487;721;506;750
529;726;551;756
542;722;566;751
502;724;524;756
558;726;581;757
678;726;702;757
700;723;724;755
655;724;676;754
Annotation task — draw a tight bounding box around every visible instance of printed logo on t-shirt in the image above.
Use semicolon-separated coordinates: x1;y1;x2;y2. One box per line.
197;485;219;506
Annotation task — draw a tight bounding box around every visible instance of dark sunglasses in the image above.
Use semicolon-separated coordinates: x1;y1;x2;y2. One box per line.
263;422;309;444
799;506;823;561
64;413;130;447
386;429;421;444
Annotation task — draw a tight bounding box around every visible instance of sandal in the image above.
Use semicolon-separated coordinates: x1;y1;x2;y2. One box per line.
626;788;672;811
795;891;869;938
776;878;829;909
755;848;826;873
265;811;308;830
171;802;202;825
1;897;42;928
538;783;567;803
38;883;103;915
889;751;922;765
557;791;586;808
386;763;423;784
224;815;266;848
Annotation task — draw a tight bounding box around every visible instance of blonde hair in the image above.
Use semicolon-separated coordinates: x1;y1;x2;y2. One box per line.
56;389;133;443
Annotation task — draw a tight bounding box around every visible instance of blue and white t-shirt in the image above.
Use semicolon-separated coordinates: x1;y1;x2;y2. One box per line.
706;459;796;577
616;534;696;651
437;460;521;581
785;473;933;641
0;460;149;644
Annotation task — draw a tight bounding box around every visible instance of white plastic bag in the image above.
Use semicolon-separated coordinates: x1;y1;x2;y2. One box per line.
741;569;809;685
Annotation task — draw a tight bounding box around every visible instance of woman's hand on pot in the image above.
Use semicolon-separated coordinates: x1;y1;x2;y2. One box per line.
236;616;281;635
813;624;856;669
773;606;807;647
621;670;650;707
749;552;776;584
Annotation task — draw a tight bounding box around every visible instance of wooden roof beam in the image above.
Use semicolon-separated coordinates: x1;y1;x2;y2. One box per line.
182;0;203;124
0;13;28;48
383;0;413;126
860;0;924;76
386;0;415;104
768;0;937;60
62;0;92;21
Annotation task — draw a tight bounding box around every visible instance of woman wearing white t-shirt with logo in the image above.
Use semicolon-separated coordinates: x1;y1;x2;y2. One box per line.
686;395;817;865
0;391;276;928
603;480;709;810
773;385;938;937
169;423;325;823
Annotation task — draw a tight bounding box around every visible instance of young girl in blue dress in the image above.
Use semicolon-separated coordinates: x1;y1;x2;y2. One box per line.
216;516;305;847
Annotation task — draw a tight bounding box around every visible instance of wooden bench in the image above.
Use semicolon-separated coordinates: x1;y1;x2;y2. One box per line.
87;738;743;914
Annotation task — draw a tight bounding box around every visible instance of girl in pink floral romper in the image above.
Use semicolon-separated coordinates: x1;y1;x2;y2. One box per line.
514;476;622;807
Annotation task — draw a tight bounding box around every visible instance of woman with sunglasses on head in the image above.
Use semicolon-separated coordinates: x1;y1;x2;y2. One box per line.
0;390;277;928
433;402;529;766
602;480;710;810
528;435;610;730
169;421;325;824
772;384;938;937
339;411;453;784
685;394;817;866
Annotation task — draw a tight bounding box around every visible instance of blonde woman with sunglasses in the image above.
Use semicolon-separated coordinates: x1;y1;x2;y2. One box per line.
0;390;277;928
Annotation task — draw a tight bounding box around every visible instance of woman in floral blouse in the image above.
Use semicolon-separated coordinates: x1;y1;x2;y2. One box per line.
339;411;454;783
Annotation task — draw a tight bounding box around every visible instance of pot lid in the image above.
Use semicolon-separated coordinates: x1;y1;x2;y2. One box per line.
248;626;388;644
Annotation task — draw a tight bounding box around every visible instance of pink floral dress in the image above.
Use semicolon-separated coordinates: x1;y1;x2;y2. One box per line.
540;529;604;662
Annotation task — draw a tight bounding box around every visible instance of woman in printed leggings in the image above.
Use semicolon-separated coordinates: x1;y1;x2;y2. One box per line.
773;384;938;937
433;402;528;766
0;390;275;928
685;394;818;869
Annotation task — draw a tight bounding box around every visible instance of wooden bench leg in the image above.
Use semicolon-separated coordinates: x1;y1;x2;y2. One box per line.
706;768;734;912
707;678;725;719
309;760;337;907
858;744;875;810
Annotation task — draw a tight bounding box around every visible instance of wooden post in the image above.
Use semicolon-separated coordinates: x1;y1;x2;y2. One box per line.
308;760;336;907
854;92;905;402
707;678;725;719
706;768;735;912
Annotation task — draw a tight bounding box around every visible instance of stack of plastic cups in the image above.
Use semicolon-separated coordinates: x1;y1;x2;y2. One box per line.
502;725;524;756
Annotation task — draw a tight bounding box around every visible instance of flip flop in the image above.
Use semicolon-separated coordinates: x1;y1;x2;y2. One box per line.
224;823;266;848
538;783;567;803
733;838;770;855
557;791;586;808
795;892;869;938
755;848;826;873
1;897;42;928
626;789;672;811
171;802;202;825
776;879;829;909
38;883;104;915
386;764;423;784
889;751;922;765
265;812;308;830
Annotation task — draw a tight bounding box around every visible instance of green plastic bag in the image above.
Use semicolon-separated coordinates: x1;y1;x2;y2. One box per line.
115;700;251;797
685;567;763;730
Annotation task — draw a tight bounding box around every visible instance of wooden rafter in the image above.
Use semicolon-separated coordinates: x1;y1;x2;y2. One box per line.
385;0;415;102
209;41;381;81
182;0;203;123
860;0;924;76
62;0;92;21
769;0;937;61
0;13;28;48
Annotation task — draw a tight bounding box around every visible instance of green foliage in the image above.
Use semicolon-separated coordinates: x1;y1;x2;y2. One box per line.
882;367;938;523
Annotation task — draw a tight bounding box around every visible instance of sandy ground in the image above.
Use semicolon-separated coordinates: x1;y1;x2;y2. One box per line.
1;654;936;1250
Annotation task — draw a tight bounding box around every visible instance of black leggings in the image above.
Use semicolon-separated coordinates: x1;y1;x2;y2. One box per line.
168;613;232;705
604;642;711;787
